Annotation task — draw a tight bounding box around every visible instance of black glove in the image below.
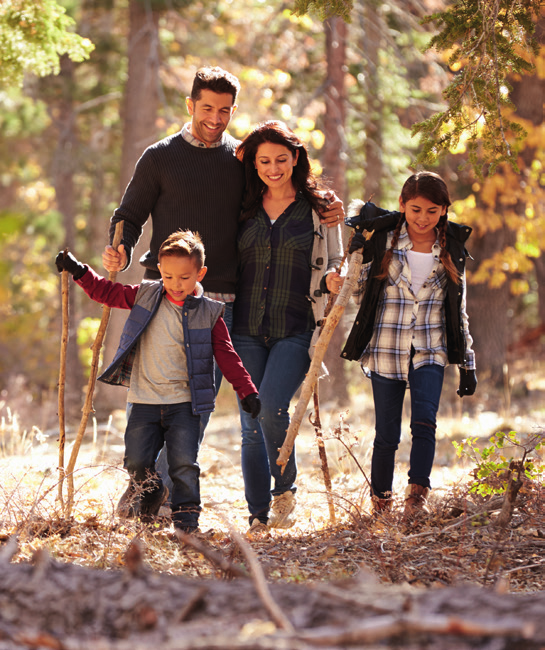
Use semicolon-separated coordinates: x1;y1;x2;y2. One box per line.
241;393;261;419
348;231;366;254
55;251;87;280
457;368;477;397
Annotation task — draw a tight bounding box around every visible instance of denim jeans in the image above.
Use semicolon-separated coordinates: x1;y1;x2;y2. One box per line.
154;301;234;497
369;363;444;499
124;401;202;527
231;331;312;523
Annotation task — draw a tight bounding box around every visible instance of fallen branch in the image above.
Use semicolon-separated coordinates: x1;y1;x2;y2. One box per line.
174;530;247;579
226;524;295;634
64;221;124;517
277;250;363;472
296;613;534;646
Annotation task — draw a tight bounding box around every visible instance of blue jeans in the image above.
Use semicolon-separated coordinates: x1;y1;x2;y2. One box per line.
370;363;444;499
124;402;202;527
154;301;233;497
231;331;312;523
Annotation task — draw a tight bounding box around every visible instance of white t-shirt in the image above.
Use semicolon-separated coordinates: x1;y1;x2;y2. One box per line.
406;250;435;296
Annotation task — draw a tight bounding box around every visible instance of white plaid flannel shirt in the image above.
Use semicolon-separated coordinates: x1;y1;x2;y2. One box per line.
360;223;475;381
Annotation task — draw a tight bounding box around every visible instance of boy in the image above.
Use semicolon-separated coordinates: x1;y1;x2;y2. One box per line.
56;230;260;533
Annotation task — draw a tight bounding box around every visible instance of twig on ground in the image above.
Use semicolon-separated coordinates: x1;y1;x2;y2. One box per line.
226;524;295;633
174;529;247;579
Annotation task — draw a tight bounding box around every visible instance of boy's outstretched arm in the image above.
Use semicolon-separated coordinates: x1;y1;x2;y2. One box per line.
55;251;138;310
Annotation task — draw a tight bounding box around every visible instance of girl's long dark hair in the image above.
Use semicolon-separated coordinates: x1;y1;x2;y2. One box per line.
236;120;328;221
377;171;460;283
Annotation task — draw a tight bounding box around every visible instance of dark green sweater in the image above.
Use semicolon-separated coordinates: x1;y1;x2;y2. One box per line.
110;131;245;294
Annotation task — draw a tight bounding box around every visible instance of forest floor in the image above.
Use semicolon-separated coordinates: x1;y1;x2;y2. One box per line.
1;348;545;648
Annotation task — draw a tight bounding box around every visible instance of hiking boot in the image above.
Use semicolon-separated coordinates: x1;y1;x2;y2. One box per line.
372;496;393;515
247;518;269;536
140;484;169;522
116;484;140;518
268;491;296;529
404;484;430;518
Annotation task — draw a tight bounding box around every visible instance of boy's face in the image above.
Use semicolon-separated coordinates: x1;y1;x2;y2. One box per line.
158;255;207;302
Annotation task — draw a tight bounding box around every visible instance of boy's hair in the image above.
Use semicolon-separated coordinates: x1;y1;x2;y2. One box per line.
158;230;205;270
190;66;241;104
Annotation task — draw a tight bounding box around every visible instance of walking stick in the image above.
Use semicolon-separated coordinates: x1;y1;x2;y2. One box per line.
57;250;70;508
64;221;124;517
307;241;353;524
310;385;336;523
276;249;363;473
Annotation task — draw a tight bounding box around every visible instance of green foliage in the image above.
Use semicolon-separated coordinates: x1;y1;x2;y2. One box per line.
412;0;541;177
453;431;544;497
292;0;353;22
0;0;94;87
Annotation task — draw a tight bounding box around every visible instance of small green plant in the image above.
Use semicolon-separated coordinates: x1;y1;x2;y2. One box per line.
453;430;544;496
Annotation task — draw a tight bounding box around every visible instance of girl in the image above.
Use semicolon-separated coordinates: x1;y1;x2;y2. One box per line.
342;171;476;517
233;121;344;533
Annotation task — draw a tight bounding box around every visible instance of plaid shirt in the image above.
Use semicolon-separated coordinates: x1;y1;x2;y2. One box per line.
233;195;315;338
361;223;475;380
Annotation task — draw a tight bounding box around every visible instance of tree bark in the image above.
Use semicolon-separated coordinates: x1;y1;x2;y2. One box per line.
98;0;161;416
320;15;349;406
51;56;85;421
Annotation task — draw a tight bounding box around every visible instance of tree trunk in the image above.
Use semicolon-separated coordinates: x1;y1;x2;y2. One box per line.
360;0;382;202
466;225;514;385
51;56;85;421
320;15;349;406
98;0;161;417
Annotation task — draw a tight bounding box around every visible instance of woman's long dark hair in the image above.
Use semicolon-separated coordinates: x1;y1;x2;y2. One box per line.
236;120;328;221
377;171;460;283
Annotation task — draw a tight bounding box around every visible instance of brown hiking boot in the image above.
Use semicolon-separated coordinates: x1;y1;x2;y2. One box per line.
404;484;430;518
372;496;393;515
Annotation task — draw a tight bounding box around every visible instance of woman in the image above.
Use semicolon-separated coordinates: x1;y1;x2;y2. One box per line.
232;121;344;533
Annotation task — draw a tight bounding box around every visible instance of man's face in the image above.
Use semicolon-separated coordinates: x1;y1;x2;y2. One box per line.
186;89;237;147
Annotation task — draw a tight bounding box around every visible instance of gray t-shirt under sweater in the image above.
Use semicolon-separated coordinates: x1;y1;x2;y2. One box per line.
127;297;191;405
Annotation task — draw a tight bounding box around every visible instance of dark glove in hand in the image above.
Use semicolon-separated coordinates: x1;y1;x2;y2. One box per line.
348;231;366;254
241;392;261;419
457;368;477;397
55;251;87;280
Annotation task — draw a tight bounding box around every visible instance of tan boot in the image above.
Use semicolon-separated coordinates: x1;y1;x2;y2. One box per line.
372;496;393;515
404;484;430;518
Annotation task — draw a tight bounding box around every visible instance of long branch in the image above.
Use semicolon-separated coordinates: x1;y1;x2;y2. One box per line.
276;251;363;472
64;221;124;516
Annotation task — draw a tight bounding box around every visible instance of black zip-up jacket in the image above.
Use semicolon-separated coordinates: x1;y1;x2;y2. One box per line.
341;202;473;366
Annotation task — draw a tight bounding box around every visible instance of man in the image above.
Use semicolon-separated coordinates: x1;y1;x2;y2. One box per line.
103;66;344;517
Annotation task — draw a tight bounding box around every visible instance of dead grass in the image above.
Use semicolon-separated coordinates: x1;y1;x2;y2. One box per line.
2;352;545;593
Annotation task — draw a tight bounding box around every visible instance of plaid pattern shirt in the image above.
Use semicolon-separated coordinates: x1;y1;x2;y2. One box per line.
361;223;475;380
233;195;315;338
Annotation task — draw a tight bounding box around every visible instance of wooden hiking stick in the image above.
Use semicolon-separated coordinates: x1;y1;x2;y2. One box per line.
64;221;124;517
57;250;70;507
307;239;353;524
310;385;336;523
276;249;363;473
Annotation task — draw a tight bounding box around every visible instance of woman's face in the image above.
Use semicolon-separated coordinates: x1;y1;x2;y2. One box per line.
254;142;299;192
